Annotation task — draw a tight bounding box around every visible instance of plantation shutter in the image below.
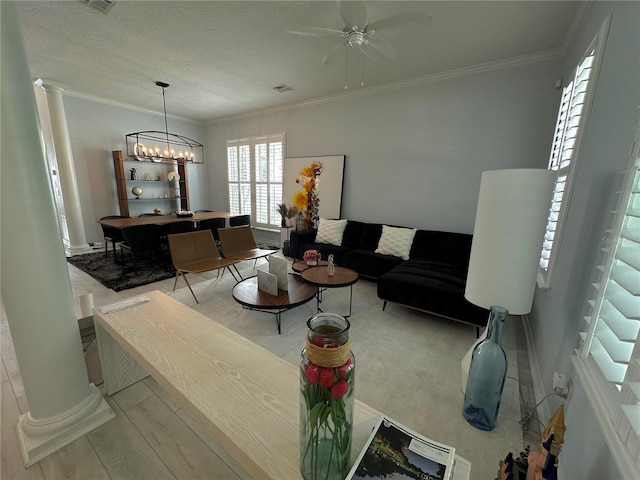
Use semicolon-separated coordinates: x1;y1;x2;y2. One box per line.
227;140;252;216
580;135;640;472
538;40;599;288
227;134;284;228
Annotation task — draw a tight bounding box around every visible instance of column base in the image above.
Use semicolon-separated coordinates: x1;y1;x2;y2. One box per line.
65;243;94;256
16;384;115;467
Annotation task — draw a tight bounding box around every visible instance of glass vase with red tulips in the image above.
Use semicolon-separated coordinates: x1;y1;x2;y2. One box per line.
300;313;354;480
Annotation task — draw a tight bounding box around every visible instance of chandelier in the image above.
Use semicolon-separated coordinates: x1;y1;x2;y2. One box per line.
125;81;203;164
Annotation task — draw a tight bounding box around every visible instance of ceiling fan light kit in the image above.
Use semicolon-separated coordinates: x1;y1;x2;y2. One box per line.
289;0;432;90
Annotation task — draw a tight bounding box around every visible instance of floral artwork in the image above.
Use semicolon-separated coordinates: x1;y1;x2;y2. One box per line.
284;156;345;228
293;161;323;229
300;332;354;480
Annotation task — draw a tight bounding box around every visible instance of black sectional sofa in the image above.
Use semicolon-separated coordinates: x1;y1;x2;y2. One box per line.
290;220;488;330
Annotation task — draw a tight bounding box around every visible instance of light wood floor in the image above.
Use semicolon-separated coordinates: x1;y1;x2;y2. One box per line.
1;252;539;479
1;257;256;480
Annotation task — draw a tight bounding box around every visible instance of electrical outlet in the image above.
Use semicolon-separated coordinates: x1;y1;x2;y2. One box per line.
553;372;569;397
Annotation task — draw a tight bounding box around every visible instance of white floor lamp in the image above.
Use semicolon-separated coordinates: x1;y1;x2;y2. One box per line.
460;168;555;396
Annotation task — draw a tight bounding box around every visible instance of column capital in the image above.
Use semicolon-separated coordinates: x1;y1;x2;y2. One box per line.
40;82;66;94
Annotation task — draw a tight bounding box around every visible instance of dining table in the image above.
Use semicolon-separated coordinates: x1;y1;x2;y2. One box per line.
97;211;233;229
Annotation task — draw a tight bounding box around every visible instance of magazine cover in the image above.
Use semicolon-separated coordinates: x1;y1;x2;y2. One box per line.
347;415;456;480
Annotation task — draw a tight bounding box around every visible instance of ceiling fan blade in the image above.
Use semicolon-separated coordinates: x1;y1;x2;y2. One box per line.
337;0;368;28
286;27;344;37
322;41;348;65
363;37;396;61
368;12;433;38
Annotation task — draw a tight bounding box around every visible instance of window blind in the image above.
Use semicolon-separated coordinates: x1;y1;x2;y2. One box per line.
579;139;640;474
227;134;284;228
538;39;600;287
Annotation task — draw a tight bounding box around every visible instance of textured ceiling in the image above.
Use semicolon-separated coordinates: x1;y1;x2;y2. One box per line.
15;1;584;123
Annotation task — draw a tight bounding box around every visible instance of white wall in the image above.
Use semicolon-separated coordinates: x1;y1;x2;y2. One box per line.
206;57;562;234
61;96;207;242
529;2;639;478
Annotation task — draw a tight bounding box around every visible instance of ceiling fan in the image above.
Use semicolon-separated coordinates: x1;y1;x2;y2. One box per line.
288;0;432;86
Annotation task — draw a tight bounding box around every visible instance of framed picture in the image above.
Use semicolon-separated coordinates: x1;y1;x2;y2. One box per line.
283;155;345;229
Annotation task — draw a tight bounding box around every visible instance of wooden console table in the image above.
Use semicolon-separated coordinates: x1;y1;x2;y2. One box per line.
93;290;380;479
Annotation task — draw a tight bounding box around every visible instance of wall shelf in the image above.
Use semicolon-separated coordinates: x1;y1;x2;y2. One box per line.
112;150;190;217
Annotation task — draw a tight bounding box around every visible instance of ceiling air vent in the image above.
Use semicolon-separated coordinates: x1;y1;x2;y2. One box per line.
273;84;293;93
80;0;115;14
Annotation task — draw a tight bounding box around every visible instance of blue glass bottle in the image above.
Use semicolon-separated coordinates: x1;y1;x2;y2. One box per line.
463;305;508;431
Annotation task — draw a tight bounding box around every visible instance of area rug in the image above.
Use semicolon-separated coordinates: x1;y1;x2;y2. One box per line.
67;251;175;292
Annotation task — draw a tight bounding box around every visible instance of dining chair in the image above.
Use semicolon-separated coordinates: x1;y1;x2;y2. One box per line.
99;215;127;260
120;224;163;275
198;217;226;244
229;214;251;227
167;230;241;303
164;220;197;235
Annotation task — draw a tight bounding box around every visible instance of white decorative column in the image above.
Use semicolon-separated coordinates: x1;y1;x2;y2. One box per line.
0;1;114;467
41;83;93;256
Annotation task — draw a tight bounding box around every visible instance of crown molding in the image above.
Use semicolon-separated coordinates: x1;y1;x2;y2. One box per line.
60;90;202;125
562;1;594;54
210;47;565;125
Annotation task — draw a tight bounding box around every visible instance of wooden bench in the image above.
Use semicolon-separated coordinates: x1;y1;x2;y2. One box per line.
93;290;380;479
218;225;278;263
167;230;242;303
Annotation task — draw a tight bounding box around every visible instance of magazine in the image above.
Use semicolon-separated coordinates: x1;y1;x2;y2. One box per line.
347;415;470;480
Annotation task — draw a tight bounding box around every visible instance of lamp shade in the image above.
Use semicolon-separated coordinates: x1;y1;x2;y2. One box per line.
465;169;555;315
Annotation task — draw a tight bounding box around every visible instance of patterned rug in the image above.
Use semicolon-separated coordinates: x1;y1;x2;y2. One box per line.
67;250;176;292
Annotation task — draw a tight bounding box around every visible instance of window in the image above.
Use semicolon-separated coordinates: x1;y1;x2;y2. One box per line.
227;134;284;229
574;125;640;479
538;27;607;288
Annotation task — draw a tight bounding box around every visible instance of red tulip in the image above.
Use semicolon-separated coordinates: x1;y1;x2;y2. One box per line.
331;380;349;400
312;335;324;348
337;358;353;380
304;364;320;384
320;368;334;388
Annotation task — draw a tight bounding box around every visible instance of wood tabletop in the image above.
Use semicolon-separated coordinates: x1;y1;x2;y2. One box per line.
232;273;317;310
301;265;359;288
97;211;233;228
94;290;380;479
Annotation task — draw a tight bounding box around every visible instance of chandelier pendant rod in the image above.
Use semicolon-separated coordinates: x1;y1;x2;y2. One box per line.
158;83;170;151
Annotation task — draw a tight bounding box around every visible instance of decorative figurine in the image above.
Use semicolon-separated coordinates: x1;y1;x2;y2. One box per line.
327;254;335;276
525;405;565;480
130;167;137;180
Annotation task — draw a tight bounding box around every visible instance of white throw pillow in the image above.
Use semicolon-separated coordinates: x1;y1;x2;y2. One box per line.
315;218;348;246
375;225;416;260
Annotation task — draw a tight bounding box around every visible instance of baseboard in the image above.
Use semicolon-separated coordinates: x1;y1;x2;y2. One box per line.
522;314;551;424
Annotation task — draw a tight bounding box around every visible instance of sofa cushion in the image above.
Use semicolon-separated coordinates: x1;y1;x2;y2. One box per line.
341;221;365;249
315;218;348;246
375;225;416;260
359;223;383;250
410;230;472;264
342;250;404;279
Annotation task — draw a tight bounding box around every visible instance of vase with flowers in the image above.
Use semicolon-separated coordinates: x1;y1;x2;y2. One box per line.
300;313;354;480
277;202;299;228
304;249;321;266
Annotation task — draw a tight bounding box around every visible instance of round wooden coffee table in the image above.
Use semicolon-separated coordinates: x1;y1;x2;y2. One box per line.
232;273;317;334
300;265;358;317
